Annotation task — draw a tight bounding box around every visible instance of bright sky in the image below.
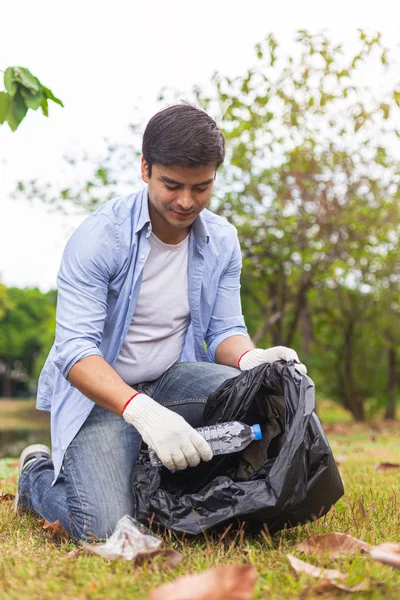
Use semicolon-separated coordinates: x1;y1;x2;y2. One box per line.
1;0;399;291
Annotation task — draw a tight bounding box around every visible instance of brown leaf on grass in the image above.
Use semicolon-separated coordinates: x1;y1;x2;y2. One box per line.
323;424;351;435
133;548;182;570
374;462;400;472
10;461;20;468
87;581;98;592
147;564;257;600
312;578;370;594
366;449;389;457
39;518;70;542
370;543;400;569
334;455;348;466
287;554;345;581
297;533;371;559
65;546;86;559
0;492;15;501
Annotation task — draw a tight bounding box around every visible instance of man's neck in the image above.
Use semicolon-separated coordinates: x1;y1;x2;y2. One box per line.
148;203;191;245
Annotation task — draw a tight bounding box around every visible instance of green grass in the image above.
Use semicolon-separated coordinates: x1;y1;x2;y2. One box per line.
0;412;400;598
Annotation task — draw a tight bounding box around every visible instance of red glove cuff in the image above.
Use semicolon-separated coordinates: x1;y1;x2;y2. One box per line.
237;349;253;369
121;392;142;415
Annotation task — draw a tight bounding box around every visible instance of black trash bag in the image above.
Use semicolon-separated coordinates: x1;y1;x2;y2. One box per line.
131;361;344;535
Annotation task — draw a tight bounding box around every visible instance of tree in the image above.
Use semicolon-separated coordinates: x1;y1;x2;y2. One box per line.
0;286;56;397
12;31;400;419
0;66;63;131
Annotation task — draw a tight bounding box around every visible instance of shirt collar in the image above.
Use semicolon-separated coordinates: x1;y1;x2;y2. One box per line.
191;212;210;249
134;187;152;235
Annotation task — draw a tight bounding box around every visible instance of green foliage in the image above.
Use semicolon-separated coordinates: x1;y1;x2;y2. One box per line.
0;286;56;385
0;67;63;131
192;30;400;419
10;31;400;419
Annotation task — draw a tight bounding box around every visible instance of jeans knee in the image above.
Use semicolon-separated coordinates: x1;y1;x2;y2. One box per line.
70;501;133;542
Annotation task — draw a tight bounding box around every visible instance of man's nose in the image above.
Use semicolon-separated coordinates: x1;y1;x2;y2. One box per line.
176;189;193;211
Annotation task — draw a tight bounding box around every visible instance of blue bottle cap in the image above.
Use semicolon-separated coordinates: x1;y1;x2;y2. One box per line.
251;424;262;440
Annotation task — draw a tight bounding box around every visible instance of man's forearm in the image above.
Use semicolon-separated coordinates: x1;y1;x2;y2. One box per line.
215;335;255;369
68;355;137;415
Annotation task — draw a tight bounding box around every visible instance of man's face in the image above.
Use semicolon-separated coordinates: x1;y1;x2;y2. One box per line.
141;157;216;242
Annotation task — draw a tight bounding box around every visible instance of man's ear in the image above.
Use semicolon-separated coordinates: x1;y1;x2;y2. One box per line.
141;156;150;183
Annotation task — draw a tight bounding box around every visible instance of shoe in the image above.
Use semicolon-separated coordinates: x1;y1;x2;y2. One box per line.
14;443;51;513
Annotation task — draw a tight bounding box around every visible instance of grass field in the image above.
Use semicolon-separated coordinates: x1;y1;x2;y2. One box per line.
0;400;399;599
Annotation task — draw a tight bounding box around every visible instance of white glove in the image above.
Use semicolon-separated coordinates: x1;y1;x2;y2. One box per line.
122;393;213;471
238;346;307;375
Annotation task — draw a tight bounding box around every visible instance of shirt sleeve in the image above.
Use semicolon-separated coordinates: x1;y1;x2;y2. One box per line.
205;232;250;362
52;213;119;379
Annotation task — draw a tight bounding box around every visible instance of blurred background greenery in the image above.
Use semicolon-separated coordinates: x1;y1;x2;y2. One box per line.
1;30;400;426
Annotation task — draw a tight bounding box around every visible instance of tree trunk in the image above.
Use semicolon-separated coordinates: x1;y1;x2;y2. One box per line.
343;320;365;421
2;371;12;398
285;278;313;347
300;296;313;355
252;311;282;346
385;346;397;420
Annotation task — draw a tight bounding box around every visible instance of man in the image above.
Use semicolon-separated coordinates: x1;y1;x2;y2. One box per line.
15;104;306;540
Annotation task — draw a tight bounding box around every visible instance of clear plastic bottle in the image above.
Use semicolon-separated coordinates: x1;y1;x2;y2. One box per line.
149;421;262;468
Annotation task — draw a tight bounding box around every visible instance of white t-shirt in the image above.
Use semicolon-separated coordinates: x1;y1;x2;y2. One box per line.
113;232;190;385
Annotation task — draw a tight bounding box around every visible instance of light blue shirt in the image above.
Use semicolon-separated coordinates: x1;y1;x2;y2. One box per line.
37;187;249;483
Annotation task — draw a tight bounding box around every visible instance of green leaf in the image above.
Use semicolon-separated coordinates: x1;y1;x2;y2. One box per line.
41;96;49;117
7;91;28;131
42;85;64;107
0;92;11;124
20;87;44;111
4;67;17;96
13;67;40;93
394;91;400;107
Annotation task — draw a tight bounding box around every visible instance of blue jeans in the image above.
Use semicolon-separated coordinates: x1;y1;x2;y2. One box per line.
19;362;239;540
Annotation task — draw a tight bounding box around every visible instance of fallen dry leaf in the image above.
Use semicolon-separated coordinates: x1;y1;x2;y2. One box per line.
287;554;345;581
312;578;370;594
133;548;183;570
87;581;98;592
323;424;350;435
39;518;70;542
65;546;86;559
365;449;389;458
147;564;257;600
297;533;371;559
0;492;16;502
374;462;400;472
370;543;400;569
335;455;348;466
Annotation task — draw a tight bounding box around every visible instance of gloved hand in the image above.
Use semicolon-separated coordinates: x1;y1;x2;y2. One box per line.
238;346;307;375
122;393;213;471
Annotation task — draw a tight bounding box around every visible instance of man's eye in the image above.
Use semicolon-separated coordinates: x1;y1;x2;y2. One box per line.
165;185;180;191
195;186;208;193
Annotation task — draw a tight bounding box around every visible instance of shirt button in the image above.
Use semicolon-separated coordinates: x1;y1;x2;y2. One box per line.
140;254;145;260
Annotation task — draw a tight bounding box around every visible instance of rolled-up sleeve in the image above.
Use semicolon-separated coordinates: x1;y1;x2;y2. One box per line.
206;233;249;362
53;213;119;379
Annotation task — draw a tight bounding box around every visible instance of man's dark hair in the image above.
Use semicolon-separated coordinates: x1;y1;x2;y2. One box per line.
142;104;225;176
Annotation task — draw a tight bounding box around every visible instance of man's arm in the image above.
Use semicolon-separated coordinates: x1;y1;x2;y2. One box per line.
68;355;138;415
215;335;255;369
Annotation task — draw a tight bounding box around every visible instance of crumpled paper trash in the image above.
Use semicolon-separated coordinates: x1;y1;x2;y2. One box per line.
82;515;161;560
